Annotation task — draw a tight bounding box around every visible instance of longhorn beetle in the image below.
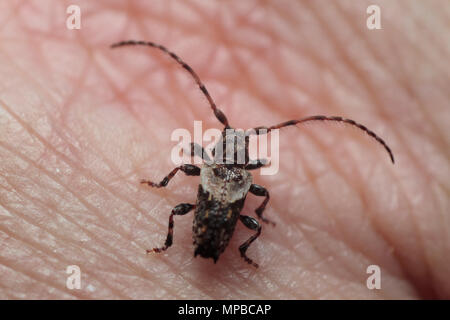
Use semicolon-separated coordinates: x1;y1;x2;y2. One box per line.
111;40;395;268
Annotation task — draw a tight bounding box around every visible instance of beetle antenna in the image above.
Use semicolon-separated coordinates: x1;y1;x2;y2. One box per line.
111;40;230;128
250;115;395;164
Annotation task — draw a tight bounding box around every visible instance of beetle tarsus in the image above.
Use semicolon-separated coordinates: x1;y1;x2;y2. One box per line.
245;159;269;171
249;184;275;226
147;203;195;254
238;215;262;268
141;164;201;188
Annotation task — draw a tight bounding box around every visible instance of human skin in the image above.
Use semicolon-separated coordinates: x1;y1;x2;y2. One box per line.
0;0;449;299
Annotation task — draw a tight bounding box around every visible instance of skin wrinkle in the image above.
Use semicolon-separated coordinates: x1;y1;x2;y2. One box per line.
304;2;395;145
217;29;305;126
0;2;24;35
93;51;137;107
0;256;83;299
242;239;302;298
118;34;225;128
335;2;449;161
290;226;374;298
1;100;144;259
0;60;159;251
240;195;306;297
179;230;250;298
0;0;449;299
0;151;138;285
344;157;399;263
256;6;450;296
350;0;445;290
304;1;438;297
57;53;91;113
222;21;293;110
150;258;213;299
179;249;251;299
105;40;218;131
326;13;444;296
0;195;88;299
94;57;171;131
314;0;444;218
221;259;273;299
377;167;439;297
251;163;393;297
278;120;405;282
404;1;450;76
181;264;235;299
242;229;303;297
293;144;358;273
0;284;14;299
301;261;345;298
0;223;129;299
258;96;399;280
245;6;384;124
356;30;440;302
288;133;408;295
328;148;412;290
0;102;185;298
0;145;157;298
260;156;409;297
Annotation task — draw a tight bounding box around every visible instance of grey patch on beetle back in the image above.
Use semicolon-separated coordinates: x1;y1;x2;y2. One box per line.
200;164;252;203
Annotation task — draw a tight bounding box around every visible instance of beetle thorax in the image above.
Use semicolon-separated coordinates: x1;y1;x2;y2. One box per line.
200;164;252;203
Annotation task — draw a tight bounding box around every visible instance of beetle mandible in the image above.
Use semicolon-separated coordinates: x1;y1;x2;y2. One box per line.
111;40;395;268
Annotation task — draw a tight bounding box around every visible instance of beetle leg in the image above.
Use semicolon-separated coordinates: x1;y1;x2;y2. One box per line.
245;158;269;170
249;184;275;226
238;215;261;268
147;203;195;254
189;142;211;163
141;164;200;188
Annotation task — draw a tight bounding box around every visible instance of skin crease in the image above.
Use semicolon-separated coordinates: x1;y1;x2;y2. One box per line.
0;0;449;299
